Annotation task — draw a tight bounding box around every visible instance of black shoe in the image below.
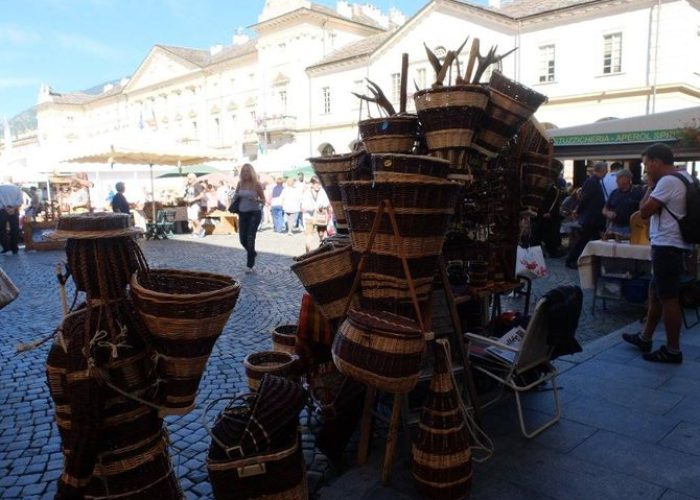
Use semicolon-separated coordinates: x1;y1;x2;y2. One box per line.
643;345;682;364
622;332;652;353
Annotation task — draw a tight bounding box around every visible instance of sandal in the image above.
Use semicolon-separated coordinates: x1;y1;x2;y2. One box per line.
642;345;682;364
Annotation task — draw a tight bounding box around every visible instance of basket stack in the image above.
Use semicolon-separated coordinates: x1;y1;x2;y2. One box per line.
130;269;241;416
414;85;490;182
207;375;308;500
519;118;556;216
332;308;425;394
359;115;420;154
340;179;459;316
412;339;472;499
308;151;371;234
471;71;547;158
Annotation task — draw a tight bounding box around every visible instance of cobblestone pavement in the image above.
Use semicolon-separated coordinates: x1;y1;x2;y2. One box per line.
0;228;642;499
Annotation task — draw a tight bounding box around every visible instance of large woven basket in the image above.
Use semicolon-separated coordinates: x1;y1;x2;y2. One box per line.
471;71;547;158
291;242;357;322
414;85;489;177
412;339;472;499
359;115;419;154
272;325;298;355
332;308;425;394
522;154;555;215
130;269;240;416
243;351;299;392
339;180;458;312
370;153;451;182
308;150;371;233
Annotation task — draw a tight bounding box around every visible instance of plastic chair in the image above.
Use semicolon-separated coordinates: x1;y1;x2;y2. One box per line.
466;297;561;438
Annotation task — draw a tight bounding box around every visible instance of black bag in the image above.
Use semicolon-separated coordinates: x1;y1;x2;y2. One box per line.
661;173;700;244
228;197;240;214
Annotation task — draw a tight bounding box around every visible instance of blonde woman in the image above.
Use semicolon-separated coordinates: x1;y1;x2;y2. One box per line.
232;163;265;273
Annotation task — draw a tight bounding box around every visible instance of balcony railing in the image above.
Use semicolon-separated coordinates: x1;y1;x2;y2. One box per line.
256;115;296;133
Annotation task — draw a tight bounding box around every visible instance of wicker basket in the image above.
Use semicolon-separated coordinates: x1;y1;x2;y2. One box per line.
332;309;425;394
272;325;298;355
471;71;547;158
291;243;357;322
130;269;240;416
358;115;419;154
243;351;299;392
412;339;472;499
308;150;371;233
414;85;489;174
521;153;555;215
370;153;451;182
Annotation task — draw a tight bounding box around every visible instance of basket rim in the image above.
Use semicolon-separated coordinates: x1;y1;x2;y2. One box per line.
307;149;366;164
414;84;490;99
338;179;455;187
370;153;451;166
243;350;298;369
291;243;351;270
131;268;240;302
359;114;418;125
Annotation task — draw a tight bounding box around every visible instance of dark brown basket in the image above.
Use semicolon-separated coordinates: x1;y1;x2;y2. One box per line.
130;269;240;415
370;153;451;182
359;115;419;154
292;243;357;322
412;339;472;499
489;70;548;110
308;150;371;232
243;351;299;392
272;325;297;355
332;309;425;394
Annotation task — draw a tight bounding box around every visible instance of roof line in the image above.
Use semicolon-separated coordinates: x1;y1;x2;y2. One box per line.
248;6;386;31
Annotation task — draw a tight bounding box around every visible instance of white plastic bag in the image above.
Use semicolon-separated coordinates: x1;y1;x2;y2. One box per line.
516;245;549;279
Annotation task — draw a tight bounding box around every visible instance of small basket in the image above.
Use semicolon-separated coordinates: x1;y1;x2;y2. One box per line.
243;351;299;392
272;325;297;354
358;115;419;154
370;153;451;182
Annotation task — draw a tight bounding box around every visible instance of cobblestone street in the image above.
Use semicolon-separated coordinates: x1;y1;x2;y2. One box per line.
0;229;642;499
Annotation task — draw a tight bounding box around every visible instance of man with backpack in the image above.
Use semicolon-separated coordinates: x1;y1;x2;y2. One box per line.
623;143;699;363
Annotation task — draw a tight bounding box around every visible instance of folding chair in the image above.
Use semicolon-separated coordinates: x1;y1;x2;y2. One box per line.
466;297;561;438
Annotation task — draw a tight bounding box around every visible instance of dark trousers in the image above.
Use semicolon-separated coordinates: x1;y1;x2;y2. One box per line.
238;210;262;268
567;223;602;265
0;209;20;253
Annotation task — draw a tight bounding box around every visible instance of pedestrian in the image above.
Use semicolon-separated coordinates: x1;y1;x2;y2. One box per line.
603;161;624;201
26;186;43;218
0;177;23;255
623;143;693;363
184;173;205;237
301;176;330;252
110;182;131;214
601;169;643;239
533;160;565;257
295;173;307;231
270;177;286;233
565;161;608;268
280;177;302;235
232;163;265;273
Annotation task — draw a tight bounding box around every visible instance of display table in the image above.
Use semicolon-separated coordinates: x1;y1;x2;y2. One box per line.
207;210;238;235
23;220;65;251
577;240;651;314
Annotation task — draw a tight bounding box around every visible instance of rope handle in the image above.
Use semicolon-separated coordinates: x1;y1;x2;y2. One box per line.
201;394;266;461
342;198;426;331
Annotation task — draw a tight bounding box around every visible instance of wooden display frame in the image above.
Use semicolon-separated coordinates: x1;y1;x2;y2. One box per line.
23;220;65;251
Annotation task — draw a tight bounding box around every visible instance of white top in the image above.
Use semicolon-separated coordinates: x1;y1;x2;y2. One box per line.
279;185;302;213
602;171;618;201
0;183;24;208
649;170;693;250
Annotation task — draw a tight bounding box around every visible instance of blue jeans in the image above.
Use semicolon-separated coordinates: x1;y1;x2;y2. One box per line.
238;210;262;268
271;206;285;233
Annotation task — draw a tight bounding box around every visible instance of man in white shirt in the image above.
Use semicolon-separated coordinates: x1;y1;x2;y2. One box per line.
602;161;624;200
622;144;692;363
0;177;24;254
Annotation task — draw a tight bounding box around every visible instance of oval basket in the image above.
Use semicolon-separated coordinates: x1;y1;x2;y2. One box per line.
370;153;451;182
272;325;297;355
332;309;425;394
243;351;299;392
358;115;419;154
130;269;240;416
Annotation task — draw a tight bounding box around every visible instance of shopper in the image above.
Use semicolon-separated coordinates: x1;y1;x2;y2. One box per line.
565;161;607;268
0;177;23;254
111;182;130;214
232;163;265;273
280;177;302;235
602;169;643;238
623;144;693;363
184;173;205;237
270;177;286;233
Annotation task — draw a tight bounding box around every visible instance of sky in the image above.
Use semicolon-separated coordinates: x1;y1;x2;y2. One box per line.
0;0;487;121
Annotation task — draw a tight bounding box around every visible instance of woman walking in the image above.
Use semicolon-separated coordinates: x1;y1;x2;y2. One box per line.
232;163;265;273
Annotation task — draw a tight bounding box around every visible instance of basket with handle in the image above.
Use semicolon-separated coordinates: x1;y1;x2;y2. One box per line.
358;114;420;154
471;71;547;158
308;150;371;234
412;338;472;499
414;84;490;181
130;268;240;416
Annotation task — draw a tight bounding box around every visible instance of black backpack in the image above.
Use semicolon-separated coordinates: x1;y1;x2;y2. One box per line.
661;173;700;244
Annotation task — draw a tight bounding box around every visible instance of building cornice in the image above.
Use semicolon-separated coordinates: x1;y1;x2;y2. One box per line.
544;83;700;106
251;7;385;34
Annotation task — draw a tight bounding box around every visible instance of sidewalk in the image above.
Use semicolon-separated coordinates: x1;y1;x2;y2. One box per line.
320;318;700;499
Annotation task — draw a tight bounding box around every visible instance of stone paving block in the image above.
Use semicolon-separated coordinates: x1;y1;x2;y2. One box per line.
659;489;700;500
660;422;700;456
562;358;673;389
659;375;700;396
191;480;212;497
562;395;680;443
14;473;42;487
0;475;18;487
21;482;46;497
0;485;23;499
570;430;700;494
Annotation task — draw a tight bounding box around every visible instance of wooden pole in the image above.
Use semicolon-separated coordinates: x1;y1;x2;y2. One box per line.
465;38;480;84
399;53;409;114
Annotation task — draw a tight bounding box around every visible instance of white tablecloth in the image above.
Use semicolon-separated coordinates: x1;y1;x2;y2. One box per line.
577;240;651;289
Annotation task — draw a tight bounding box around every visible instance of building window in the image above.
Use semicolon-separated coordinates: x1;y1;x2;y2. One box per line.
391;73;401;105
416;68;426;89
322;86;331;114
603;33;622;74
213;117;221;144
278;90;287;114
328;32;337;50
538;44;555;83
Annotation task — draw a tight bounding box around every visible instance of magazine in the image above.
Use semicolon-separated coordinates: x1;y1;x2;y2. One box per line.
485;326;525;364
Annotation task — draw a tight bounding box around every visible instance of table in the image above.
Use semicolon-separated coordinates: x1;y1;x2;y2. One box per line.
577;240;651;314
207;210;238;235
